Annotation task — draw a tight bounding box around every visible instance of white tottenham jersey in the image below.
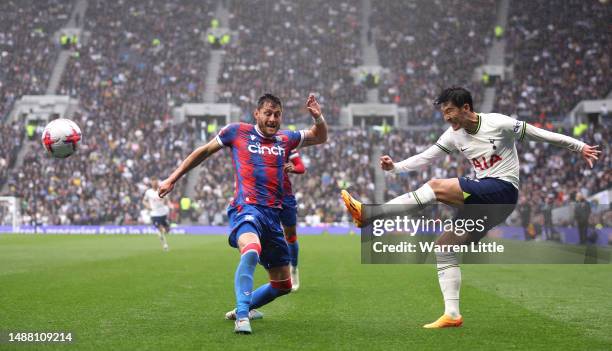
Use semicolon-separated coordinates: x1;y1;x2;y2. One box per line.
391;113;586;189
144;188;169;216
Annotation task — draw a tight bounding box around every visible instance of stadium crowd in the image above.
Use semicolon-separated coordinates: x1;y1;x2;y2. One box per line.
0;0;609;228
3;0;214;225
217;0;366;124
370;0;496;125
0;0;72;118
494;0;611;121
0;124;24;190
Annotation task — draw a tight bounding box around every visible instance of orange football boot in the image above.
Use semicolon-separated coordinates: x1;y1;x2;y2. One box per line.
341;190;362;227
423;314;463;328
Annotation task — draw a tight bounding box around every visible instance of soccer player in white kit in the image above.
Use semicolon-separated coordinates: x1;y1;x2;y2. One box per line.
341;87;600;328
143;177;171;251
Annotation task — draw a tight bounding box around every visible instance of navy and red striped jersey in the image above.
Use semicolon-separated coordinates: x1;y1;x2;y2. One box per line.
216;123;303;208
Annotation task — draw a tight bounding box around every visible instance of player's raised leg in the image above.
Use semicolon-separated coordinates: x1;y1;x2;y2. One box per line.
283;224;300;291
341;178;464;227
233;224;262;334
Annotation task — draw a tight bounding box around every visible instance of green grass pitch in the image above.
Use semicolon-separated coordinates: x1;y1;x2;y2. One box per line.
1;234;611;350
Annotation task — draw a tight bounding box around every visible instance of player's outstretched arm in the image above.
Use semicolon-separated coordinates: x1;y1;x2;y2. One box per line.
285;152;306;174
522;123;601;168
158;139;222;197
301;94;328;147
382;144;449;174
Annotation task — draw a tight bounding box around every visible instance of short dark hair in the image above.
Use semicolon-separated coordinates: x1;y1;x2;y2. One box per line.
257;93;282;110
434;87;473;111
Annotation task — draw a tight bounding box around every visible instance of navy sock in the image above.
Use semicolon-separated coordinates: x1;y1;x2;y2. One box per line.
288;241;299;267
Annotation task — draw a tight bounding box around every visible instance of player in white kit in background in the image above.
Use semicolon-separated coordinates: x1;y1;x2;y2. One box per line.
143;177;171;251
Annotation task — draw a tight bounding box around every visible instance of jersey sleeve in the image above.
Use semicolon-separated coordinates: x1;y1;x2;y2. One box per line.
494;114;584;151
434;127;457;154
495;114;528;140
289;150;305;173
390;128;454;174
281;129;305;150
523;123;585;152
215;123;240;147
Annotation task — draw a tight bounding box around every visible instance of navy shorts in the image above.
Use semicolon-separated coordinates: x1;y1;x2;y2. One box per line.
456;177;518;239
228;204;290;269
279;195;298;227
151;215;169;228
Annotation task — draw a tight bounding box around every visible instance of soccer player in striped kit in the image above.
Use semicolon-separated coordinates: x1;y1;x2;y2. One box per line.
159;93;327;334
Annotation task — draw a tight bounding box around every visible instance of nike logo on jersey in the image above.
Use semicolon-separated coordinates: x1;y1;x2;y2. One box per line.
250;135;256;140
460;147;468;152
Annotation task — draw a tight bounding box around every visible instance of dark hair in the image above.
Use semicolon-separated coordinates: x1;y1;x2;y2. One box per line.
257;93;282;110
434;87;473;111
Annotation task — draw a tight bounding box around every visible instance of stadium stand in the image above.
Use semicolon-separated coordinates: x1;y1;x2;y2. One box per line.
0;124;24;189
494;0;611;120
370;0;496;124
0;0;72;118
0;0;608;226
4;0;214;224
216;0;366;124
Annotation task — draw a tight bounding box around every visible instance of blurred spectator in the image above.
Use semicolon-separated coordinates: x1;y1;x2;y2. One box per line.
0;0;72;119
574;193;591;244
371;0;495;124
217;0;366;124
494;0;611;121
0;1;609;227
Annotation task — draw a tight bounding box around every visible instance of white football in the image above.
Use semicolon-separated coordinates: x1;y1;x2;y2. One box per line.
41;118;82;158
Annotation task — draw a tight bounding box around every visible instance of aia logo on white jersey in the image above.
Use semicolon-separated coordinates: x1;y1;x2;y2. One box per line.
472;155;502;170
247;142;285;156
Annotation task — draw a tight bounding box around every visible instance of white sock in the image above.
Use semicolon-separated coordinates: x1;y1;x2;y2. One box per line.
436;252;461;318
365;183;437;222
387;183;436;206
158;232;168;247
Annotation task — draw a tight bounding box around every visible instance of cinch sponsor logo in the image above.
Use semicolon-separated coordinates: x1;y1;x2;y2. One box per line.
248;142;285;156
